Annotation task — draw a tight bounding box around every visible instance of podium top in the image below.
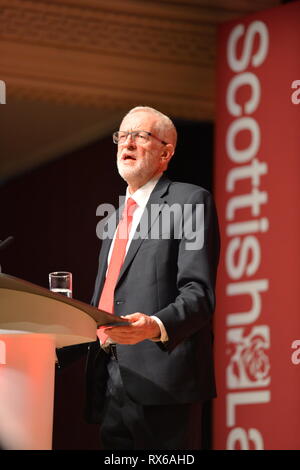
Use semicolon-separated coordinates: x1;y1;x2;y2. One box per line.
0;273;125;348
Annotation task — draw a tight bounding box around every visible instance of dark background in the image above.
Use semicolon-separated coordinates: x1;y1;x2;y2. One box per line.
0;119;214;449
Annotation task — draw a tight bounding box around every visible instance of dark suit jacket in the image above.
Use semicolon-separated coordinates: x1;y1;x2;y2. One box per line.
85;176;220;422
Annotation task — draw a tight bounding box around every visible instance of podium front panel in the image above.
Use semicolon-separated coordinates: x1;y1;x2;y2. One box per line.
0;333;55;450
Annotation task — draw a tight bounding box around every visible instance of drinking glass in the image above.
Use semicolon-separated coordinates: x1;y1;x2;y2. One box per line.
49;271;72;298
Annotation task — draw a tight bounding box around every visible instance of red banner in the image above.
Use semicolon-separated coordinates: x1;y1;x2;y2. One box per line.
213;1;300;450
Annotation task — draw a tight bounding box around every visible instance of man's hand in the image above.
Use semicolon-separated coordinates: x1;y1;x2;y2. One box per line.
103;312;161;345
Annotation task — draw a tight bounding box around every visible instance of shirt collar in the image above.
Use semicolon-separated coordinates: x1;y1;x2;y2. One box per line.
125;173;163;209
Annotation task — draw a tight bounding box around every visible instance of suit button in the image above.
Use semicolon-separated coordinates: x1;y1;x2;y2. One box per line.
115;300;124;305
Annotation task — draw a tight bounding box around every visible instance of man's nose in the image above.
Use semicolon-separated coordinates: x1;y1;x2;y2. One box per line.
123;133;136;147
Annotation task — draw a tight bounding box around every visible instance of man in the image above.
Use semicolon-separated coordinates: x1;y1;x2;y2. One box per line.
87;106;220;450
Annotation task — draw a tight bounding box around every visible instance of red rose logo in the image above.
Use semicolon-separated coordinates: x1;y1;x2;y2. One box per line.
227;327;270;388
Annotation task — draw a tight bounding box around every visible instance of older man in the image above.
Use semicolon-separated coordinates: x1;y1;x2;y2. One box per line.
87;106;220;450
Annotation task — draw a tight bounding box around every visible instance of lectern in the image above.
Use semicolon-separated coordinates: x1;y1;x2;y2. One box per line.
0;273;120;450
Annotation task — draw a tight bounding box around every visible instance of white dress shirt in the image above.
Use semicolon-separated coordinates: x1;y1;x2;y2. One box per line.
106;173;168;343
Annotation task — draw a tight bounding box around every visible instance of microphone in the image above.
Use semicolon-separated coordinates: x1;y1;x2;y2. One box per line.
0;236;14;251
0;236;14;273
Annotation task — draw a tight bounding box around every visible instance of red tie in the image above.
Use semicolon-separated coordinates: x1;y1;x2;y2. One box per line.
97;197;137;344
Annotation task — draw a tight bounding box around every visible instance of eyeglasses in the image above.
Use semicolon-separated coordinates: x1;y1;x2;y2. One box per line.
113;130;168;146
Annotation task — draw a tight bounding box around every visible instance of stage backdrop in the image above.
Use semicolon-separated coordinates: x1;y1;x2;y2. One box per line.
213;1;300;450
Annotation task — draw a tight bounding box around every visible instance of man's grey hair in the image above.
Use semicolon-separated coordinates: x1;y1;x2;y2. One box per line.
123;106;177;148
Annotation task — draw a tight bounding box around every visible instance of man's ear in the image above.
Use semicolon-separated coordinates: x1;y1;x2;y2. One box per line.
161;144;174;162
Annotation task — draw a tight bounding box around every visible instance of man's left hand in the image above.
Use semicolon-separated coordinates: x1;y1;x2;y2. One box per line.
103;312;161;345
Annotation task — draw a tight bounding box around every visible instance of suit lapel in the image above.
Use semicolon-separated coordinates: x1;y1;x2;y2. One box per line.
117;176;171;286
94;204;123;305
95;176;171;304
